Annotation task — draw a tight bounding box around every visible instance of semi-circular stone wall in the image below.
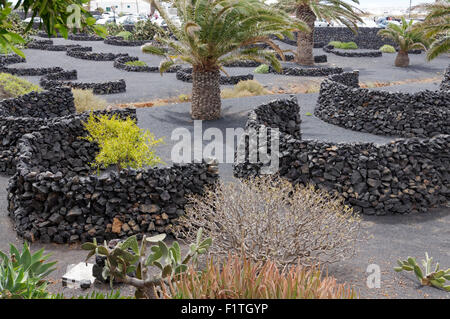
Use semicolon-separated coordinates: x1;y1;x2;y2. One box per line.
7;110;219;243
176;68;254;85
104;36;150;46
113;56;180;73
233;97;450;215
323;45;382;58
66;46;129;61
0;87;75;175
315;70;450;138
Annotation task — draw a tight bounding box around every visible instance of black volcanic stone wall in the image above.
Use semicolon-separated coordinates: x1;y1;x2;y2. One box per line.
104;36;149;46
7;109;219;243
27;39;81;51
177;68;254;85
68;33;103;41
113;56;180;73
323;45;382;57
277;27;396;49
66;46;129;61
316;71;450;138
234;98;450;215
0;87;75;175
269;65;343;77
223;55;327;67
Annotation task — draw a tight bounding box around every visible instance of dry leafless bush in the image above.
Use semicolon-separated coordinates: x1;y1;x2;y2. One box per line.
174;176;361;267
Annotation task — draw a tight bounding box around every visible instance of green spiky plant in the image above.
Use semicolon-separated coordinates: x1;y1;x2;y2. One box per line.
394;253;450;292
414;0;449;61
0;243;57;299
276;0;363;65
142;0;307;121
378;17;429;67
82;228;212;299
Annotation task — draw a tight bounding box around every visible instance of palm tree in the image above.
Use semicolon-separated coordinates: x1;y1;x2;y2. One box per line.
276;0;362;65
142;0;307;120
414;0;449;61
378;17;429;67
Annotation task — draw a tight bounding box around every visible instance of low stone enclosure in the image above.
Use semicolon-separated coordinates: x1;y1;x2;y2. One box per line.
66;46;129;61
104;36;150;47
233;96;450;215
315;70;450;138
7;109;219;243
176;68;254;85
323;45;383;58
222;54;328;67
0;53;127;95
0;87;75;175
113;56;181;73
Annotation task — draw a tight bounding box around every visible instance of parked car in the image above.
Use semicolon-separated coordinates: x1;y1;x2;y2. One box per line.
23;17;43;23
96;16;116;25
315;20;332;27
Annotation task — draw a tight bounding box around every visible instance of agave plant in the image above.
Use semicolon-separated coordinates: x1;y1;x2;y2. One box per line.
141;0;307;120
414;0;449;61
276;0;363;65
0;243;57;299
394;253;450;291
378;17;429;67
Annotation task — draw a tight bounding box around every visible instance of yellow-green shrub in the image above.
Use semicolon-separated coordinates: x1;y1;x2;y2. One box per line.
124;60;148;67
161;254;357;299
81;114;164;170
379;44;396;53
0;73;42;98
221;80;269;99
72;89;107;113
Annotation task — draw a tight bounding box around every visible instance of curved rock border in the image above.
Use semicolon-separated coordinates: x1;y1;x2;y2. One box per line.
7;110;219;244
323;45;382;58
223;55;327;67
113;56;180;73
66;46;129;61
104;36;150;46
0;87;75;175
316;70;450;138
176;68;254;85
68;33;103;41
269;65;343;77
27;39;81;51
233;97;450;215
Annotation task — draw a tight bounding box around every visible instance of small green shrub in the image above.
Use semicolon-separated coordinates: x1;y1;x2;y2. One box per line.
130;19;165;41
254;64;269;74
72;89;107;113
0;73;42;99
0;243;57;299
105;22;125;36
81;114;164;170
379;44;396;53
328;41;358;50
124;60;148;67
82;229;211;298
116;31;132;40
221;80;269;99
394;253;450;291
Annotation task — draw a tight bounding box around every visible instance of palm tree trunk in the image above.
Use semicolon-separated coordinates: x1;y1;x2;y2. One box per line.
191;68;221;120
295;5;316;66
395;50;410;67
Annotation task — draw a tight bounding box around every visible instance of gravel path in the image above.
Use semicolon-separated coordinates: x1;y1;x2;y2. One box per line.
0;39;448;298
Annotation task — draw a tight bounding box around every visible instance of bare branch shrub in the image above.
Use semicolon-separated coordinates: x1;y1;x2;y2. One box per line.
174;176;361;267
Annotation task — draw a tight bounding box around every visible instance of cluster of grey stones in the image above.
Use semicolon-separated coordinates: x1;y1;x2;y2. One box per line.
68;33;103;41
0;53;127;95
233;96;450;215
66;46;129;61
104;36;149;47
315;70;450;138
323;45;383;58
441;66;450;91
223;55;328;68
277;27;396;49
7;107;219;244
0;87;75;175
113;55;180;73
27;39;82;51
268;64;343;77
176;68;254;85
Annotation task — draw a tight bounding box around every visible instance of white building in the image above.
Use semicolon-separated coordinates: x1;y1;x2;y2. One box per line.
90;0;152;15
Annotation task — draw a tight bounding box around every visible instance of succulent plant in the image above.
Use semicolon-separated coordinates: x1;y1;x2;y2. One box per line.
394;253;450;291
82;228;211;298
